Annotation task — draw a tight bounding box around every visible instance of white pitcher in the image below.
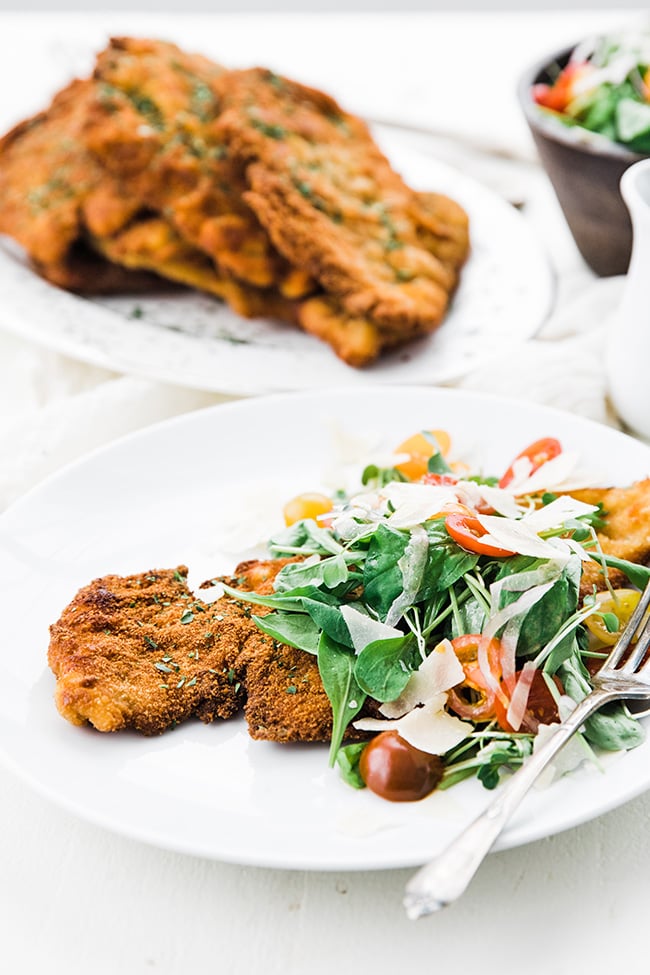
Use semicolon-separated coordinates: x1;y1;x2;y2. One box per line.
607;158;650;440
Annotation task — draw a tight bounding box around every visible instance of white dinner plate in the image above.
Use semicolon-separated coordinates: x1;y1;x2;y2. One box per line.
0;128;553;395
2;387;646;872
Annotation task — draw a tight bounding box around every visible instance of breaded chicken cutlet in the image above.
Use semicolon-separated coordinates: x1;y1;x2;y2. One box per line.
0;36;470;367
0;77;160;294
84;37;313;299
214;68;469;347
48;561;335;741
569;479;650;595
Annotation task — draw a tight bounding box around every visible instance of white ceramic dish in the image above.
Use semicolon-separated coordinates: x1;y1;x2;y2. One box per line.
0;129;553;395
2;387;647;871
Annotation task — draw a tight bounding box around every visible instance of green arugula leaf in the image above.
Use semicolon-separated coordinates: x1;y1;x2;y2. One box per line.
301;595;354;648
417;520;478;600
361;464;407;488
252;611;321;655
274;553;349;592
593;554;650;590
317;633;366;765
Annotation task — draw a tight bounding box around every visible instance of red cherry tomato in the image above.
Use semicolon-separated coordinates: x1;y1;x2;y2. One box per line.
532;62;589;113
420;473;458;486
445;512;515;558
447;634;513;731
359;730;444;802
520;671;562;731
498;437;562;489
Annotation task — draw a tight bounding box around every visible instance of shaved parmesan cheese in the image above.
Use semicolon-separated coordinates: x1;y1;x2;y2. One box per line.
533;717;592;788
522;496;598;533
385;525;429;625
506;661;537;730
384;482;459;528
379;639;464;718
503;451;580;497
340;604;402;654
394;700;473;755
476;513;568;560
355;693;472;756
472;484;522;518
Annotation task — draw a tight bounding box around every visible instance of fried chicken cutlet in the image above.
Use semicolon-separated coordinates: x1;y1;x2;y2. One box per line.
84;37;314;299
214;68;470;344
569;479;650;595
0;77;159;293
91;216;301;322
48;560;335;741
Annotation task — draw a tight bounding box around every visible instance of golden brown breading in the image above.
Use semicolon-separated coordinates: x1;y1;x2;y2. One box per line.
91;216;301;321
48;566;250;735
570;480;650;595
242;640;333;742
48;558;342;743
0;78;139;272
1;37;470;367
84;37;312;297
214;68;470;342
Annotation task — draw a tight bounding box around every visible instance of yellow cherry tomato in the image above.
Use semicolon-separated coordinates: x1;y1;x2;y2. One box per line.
394;429;451;481
283;492;333;527
585;589;643;645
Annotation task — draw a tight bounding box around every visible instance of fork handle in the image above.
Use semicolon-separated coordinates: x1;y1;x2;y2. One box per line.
403;687;615;919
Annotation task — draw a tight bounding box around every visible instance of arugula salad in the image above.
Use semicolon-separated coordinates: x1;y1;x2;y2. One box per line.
533;32;650;153
224;429;648;803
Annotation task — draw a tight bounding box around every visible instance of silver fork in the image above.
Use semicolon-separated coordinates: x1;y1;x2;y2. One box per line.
404;578;650;920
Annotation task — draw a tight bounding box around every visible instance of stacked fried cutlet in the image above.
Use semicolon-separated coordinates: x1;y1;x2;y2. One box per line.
0;37;470;366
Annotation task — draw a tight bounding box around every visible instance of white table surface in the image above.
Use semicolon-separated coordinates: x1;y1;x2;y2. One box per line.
1;10;649;974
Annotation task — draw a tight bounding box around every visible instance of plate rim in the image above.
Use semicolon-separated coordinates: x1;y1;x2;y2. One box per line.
0;130;555;395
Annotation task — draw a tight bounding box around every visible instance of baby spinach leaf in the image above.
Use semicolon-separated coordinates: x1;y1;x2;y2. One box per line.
457;593;487;636
427;450;452;474
317;633;366;765
498;559;580;659
336;742;367;789
559;656;645;751
417;520;478;600
354;634;419;701
252;611;321;655
363;524;409;619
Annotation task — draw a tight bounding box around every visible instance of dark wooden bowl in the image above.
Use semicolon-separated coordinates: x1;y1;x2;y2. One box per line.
518;46;645;276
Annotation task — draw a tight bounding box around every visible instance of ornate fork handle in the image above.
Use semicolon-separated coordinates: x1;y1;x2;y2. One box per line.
403;682;629;920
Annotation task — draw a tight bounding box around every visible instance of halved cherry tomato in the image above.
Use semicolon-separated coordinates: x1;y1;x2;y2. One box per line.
584;589;644;646
499;437;562;489
420;472;458;486
359;730;444;802
445;512;515;558
532;62;591;113
394;429;451;481
447;635;513;731
519;671;562;731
